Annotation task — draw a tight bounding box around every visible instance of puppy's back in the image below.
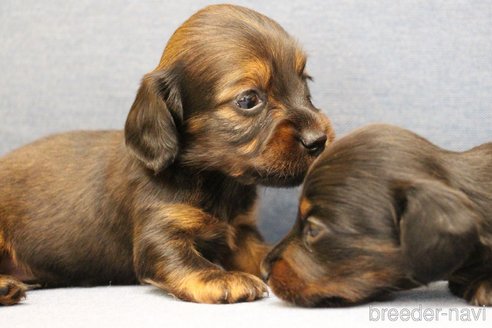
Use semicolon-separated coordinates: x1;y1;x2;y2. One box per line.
0;130;136;285
0;130;126;223
0;130;123;183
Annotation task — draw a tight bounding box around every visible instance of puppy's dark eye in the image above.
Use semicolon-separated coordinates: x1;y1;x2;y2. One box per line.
306;222;321;239
235;90;262;110
303;217;328;245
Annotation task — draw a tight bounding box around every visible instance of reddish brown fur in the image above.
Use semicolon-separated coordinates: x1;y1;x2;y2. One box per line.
267;242;402;307
0;4;332;305
264;124;492;307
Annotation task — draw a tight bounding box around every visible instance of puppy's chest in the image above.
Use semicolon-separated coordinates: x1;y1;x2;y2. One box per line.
201;195;255;224
190;180;257;263
192;176;257;223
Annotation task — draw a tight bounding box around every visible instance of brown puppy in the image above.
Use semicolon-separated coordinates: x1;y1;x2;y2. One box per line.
0;4;333;305
263;124;492;307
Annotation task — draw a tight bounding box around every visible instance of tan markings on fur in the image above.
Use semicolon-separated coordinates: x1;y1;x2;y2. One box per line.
302;276;366;303
144;269;266;304
299;197;312;219
215;86;246;107
215;59;272;105
239;58;272;90
225;205;269;277
468;280;492;306
0;237;35;282
146;204;236;249
269;243;401;304
229;169;246;178
261;121;297;156
268;259;310;303
253;121;299;167
159;204;217;231
269;256;364;304
0;275;28;305
270;105;288;118
0;4;334;306
0;232;6;258
303;262;400;303
227;236;269;277
238;138;260;155
185;116;207;134
215;107;244;122
352;239;399;253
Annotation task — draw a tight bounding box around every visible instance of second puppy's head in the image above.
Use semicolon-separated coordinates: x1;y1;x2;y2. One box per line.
125;4;333;186
263;124;483;306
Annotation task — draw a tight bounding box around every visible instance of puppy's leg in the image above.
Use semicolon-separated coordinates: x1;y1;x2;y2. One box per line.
451;278;492;306
467;279;492;306
0;275;27;305
0;237;26;305
449;269;492;306
133;204;267;304
223;224;270;278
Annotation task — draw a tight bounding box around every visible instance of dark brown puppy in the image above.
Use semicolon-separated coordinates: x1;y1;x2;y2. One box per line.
0;4;333;305
262;124;492;307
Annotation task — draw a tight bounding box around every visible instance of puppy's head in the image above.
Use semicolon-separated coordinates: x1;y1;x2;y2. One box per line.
125;4;333;186
262;124;481;306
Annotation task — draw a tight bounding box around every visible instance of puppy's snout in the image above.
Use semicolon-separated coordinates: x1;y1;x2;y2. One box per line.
260;249;281;282
260;263;271;282
299;131;327;156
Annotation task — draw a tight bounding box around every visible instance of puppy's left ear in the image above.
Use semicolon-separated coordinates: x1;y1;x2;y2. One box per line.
393;179;480;284
125;67;183;173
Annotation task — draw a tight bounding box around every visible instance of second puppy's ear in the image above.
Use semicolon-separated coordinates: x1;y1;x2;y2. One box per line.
393;180;480;284
125;67;183;173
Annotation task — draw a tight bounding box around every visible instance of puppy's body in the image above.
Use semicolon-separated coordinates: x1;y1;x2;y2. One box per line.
0;132;136;285
0;131;254;285
0;5;333;305
263;124;492;307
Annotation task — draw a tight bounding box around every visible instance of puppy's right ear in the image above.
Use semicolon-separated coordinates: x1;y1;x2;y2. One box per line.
125;67;183;173
393;180;480;284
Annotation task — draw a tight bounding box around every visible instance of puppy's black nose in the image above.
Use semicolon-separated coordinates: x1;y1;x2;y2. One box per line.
299;131;327;156
260;260;271;282
261;250;281;282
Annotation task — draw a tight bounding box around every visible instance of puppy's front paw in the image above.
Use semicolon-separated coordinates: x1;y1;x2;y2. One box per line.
0;276;28;305
467;280;492;306
165;270;268;304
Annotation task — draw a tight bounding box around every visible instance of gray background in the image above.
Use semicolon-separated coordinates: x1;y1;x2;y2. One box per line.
1;0;491;242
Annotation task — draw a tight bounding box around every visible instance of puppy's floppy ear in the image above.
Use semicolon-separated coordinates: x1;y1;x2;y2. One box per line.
392;179;479;284
125;66;183;173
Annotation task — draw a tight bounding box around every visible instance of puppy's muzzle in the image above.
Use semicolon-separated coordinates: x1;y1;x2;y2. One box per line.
260;256;274;282
260;242;284;282
298;130;327;156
